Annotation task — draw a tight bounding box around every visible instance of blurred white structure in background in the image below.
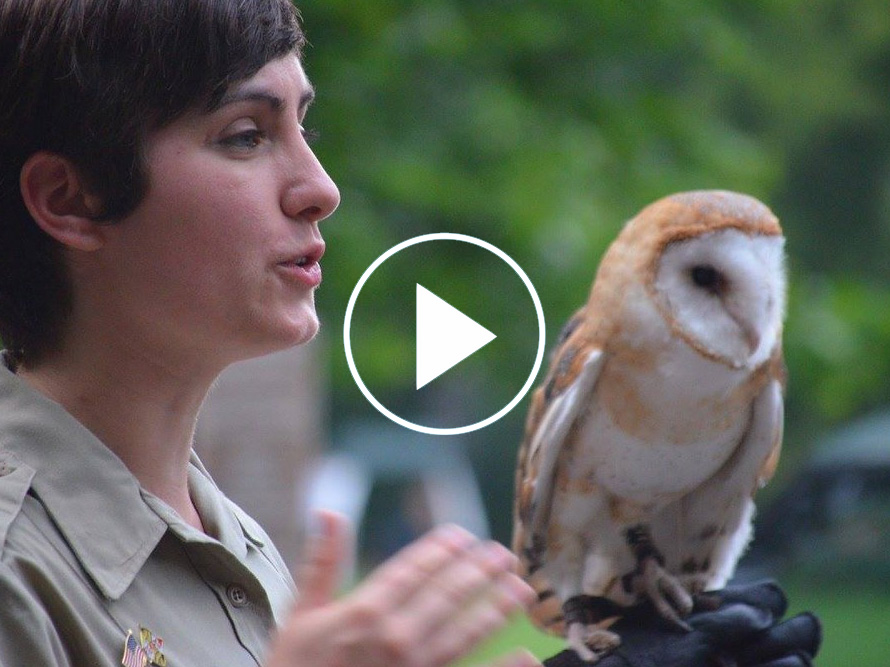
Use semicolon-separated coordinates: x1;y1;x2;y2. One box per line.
303;420;490;583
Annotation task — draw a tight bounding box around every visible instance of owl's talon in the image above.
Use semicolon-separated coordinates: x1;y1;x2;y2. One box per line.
662;609;693;633
638;558;694;631
692;591;722;612
566;622;621;663
681;575;710;597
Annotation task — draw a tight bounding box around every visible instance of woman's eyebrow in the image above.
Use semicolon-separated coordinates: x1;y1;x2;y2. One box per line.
212;86;316;113
299;87;316;113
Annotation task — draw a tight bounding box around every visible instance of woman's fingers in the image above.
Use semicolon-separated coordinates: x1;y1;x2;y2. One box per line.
273;523;537;667
397;541;532;638
341;525;535;666
422;569;536;665
354;524;477;609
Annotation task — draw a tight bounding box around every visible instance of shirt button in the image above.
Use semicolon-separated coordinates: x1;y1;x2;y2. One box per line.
226;584;249;608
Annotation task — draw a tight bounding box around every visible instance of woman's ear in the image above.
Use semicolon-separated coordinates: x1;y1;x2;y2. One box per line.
19;151;108;251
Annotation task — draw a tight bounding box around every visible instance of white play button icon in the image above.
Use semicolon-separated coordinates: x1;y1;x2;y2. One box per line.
415;284;496;390
344;232;546;435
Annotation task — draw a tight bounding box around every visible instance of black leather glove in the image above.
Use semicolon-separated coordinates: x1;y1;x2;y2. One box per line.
543;581;821;667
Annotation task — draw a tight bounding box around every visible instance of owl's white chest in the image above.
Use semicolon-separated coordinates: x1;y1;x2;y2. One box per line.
572;335;755;507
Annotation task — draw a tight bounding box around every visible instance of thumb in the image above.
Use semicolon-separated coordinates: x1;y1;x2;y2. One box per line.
295;510;351;610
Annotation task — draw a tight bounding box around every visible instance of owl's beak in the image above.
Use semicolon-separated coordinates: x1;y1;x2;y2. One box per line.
726;305;761;358
743;327;761;356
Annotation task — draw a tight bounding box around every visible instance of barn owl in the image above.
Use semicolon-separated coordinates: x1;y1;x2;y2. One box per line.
512;190;786;662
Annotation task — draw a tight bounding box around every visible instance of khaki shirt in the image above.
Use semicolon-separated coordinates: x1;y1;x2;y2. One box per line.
0;356;297;666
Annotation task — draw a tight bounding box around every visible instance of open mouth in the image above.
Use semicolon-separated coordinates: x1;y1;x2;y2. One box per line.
276;243;325;287
281;256;312;268
280;242;324;268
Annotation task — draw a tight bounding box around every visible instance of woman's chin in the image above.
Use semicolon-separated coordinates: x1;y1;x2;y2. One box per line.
259;313;321;354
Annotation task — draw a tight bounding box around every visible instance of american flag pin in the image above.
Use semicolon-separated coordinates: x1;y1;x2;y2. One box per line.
121;627;166;667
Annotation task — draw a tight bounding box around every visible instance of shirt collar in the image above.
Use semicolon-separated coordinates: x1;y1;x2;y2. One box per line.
0;357;167;599
138;452;266;560
0;354;261;599
187;453;267;551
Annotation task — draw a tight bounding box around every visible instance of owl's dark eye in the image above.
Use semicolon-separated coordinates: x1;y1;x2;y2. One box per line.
690;264;724;293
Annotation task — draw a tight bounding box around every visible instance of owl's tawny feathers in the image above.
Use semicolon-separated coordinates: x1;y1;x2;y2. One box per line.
512;190;787;662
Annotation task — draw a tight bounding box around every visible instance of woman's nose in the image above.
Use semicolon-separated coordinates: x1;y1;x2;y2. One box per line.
281;150;340;224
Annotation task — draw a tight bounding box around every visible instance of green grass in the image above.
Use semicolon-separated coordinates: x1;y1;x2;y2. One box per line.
456;613;564;665
458;577;890;665
783;577;890;667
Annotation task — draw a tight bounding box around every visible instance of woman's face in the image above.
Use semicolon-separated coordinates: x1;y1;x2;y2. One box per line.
98;55;340;365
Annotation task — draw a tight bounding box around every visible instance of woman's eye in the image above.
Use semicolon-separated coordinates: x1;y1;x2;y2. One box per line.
220;129;265;150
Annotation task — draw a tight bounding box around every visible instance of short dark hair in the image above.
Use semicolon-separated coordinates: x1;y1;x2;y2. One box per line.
0;0;305;365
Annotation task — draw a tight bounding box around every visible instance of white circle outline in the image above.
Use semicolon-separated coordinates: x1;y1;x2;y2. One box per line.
343;233;546;435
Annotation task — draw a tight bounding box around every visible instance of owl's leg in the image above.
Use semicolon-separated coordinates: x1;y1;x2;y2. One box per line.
562;596;622;663
545;529;621;662
624;524;693;631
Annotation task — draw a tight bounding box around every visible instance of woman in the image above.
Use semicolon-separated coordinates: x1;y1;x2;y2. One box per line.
0;1;819;665
0;1;537;665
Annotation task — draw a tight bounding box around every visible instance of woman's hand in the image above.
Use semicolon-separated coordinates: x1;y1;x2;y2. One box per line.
265;511;541;667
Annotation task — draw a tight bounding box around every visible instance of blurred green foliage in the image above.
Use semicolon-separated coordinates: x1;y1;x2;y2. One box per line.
298;0;890;535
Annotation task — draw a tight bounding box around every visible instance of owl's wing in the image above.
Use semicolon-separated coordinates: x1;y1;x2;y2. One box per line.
754;373;784;488
514;314;605;565
527;348;603;538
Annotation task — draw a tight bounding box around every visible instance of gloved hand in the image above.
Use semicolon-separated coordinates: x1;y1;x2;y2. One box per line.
543;581;821;667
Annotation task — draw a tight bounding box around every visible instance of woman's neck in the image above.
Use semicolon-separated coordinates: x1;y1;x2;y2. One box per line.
18;338;219;533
